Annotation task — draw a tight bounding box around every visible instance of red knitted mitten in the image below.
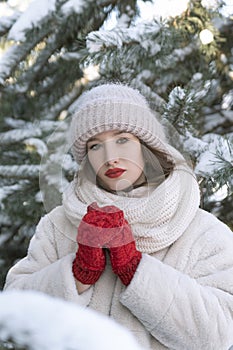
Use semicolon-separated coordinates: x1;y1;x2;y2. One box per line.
72;244;105;284
72;203;109;285
97;204;142;286
109;241;142;286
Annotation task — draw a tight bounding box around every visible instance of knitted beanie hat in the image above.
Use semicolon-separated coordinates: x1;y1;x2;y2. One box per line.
69;83;168;164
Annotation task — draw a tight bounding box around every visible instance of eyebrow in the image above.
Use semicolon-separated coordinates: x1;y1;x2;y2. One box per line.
87;130;127;143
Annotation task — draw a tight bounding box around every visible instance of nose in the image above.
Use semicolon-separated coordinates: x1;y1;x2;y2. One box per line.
104;143;119;166
105;158;119;166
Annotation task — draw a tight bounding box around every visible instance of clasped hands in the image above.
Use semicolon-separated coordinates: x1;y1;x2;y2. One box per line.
72;202;142;286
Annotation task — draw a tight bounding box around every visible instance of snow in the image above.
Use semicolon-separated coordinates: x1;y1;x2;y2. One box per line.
201;0;233;16
61;0;85;15
201;0;219;10
0;43;19;82
0;119;67;145
137;0;232;21
223;110;233;122
0;2;15;17
2;0;232;46
6;0;87;42
137;0;189;20
203;112;226;132
209;184;229;202
222;90;233;110
7;0;31;12
0;290;143;350
172;44;196;62
193;133;233;175
0;165;40;178
141;41;161;56
8;0;57;41
0;3;20;31
116;13;131;27
0;126;42;144
0;183;24;208
24;138;48;156
168;86;185;104
103;0;232;30
5;117;27;128
87;21;162;54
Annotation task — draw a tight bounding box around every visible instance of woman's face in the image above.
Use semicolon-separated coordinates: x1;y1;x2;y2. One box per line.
87;130;145;192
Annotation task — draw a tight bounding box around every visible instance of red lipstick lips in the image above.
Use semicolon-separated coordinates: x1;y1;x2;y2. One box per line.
105;168;126;178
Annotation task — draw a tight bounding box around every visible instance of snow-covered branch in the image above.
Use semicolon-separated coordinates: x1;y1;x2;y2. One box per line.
87;20;164;55
0;182;27;208
0;165;40;179
0;119;68;145
0;127;42;145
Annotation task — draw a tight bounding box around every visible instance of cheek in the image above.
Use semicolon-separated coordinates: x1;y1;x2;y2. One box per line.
120;142;142;158
129;146;144;169
88;153;104;174
131;160;144;175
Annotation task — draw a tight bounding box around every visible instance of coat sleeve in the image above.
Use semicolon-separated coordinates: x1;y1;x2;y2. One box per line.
120;218;233;349
3;214;92;306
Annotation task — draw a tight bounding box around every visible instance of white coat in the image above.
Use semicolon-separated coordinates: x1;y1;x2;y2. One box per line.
4;165;233;350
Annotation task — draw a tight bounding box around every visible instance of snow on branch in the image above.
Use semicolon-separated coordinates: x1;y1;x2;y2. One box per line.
164;86;197;132
164;42;197;67
86;20;163;54
0;181;27;208
6;0;94;43
130;74;166;109
0;36;47;83
24;138;48;157
0;0;80;81
0;43;21;83
183;131;233;195
0;3;21;35
8;0;57;42
0;127;42;145
194;134;233;196
0;165;40;179
61;0;86;15
1;119;67;144
0;290;143;350
44;85;83;120
194;134;232;176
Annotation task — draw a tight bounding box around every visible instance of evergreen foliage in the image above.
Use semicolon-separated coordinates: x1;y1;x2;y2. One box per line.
0;0;232;293
0;0;142;290
86;0;233;226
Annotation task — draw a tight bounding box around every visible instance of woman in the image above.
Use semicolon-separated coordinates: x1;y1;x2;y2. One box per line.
4;84;233;349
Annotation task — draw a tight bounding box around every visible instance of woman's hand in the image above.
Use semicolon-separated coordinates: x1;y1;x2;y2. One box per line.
72;203;108;287
72;202;142;290
93;203;142;286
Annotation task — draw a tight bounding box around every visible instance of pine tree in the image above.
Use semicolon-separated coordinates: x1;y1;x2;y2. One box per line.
85;0;233;226
0;0;143;290
0;0;232;292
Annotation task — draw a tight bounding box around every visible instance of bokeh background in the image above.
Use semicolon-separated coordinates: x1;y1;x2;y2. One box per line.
0;0;232;291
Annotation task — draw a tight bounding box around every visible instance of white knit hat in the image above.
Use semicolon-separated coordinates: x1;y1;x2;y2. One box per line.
69;83;168;164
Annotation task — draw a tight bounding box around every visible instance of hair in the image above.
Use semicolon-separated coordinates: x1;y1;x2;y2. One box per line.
140;141;176;188
78;137;177;193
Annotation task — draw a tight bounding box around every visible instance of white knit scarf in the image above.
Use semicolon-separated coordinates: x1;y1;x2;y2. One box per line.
62;160;200;254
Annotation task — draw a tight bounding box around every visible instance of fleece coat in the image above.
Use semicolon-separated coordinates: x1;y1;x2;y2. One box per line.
4;164;233;350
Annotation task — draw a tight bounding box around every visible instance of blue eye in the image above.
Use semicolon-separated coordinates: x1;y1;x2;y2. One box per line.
117;137;129;144
89;143;101;151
